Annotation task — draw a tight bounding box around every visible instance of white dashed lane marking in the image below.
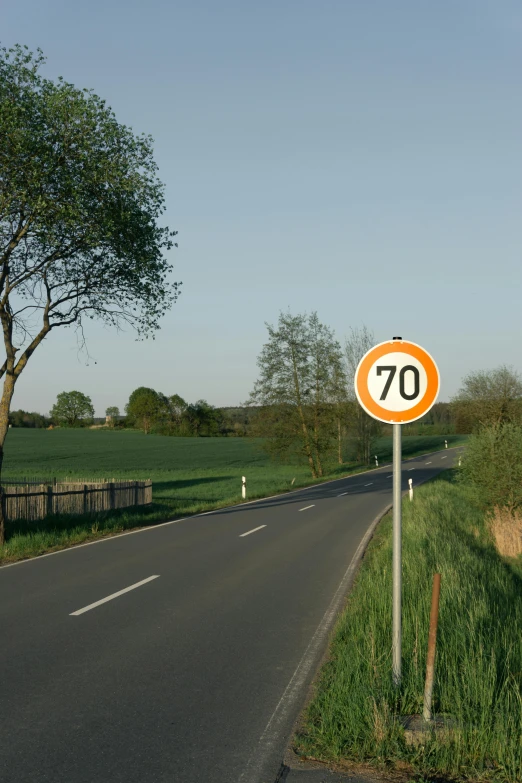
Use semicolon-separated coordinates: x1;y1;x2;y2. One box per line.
70;575;160;616
240;525;267;538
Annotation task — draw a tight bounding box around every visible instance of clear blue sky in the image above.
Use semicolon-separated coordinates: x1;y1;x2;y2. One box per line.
3;0;521;415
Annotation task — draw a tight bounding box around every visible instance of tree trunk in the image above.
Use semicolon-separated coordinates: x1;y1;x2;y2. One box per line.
290;346;317;478
298;408;317;478
313;386;323;477
313;420;323;476
0;372;16;546
315;445;323;477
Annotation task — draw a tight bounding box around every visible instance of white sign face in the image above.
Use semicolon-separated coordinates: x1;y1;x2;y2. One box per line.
366;352;428;413
354;340;440;424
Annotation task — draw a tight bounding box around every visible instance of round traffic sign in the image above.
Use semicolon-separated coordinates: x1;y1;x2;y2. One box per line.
354;339;440;423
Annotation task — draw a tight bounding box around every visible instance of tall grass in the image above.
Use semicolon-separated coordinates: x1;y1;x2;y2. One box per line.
296;473;522;782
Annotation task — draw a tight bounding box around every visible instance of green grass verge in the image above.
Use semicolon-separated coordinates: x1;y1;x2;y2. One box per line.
0;430;466;564
295;472;522;783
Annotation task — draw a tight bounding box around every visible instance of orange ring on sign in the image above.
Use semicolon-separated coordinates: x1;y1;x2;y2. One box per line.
355;341;440;423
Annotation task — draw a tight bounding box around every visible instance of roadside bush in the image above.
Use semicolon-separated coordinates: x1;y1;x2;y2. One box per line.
459;423;522;514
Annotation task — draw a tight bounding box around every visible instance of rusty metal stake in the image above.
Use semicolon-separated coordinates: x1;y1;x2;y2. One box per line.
423;573;441;722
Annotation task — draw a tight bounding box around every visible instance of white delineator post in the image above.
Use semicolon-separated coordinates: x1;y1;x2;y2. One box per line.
445;439;448;449
393;421;402;686
242;476;246;500
375;455;379;467
409;478;413;501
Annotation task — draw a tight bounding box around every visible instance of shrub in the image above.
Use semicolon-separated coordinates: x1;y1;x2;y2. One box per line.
459;423;522;514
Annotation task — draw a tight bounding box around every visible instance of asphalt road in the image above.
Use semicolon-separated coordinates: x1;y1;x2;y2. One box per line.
0;447;461;783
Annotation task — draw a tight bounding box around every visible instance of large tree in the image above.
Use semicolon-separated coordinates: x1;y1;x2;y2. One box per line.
249;311;345;478
125;387;168;434
0;46;180;542
51;390;94;427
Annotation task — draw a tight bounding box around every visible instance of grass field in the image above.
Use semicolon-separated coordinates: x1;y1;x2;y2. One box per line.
0;429;466;563
295;472;522;782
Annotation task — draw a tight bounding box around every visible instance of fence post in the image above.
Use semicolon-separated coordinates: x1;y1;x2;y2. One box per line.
109;482;115;510
47;485;53;516
83;485;88;515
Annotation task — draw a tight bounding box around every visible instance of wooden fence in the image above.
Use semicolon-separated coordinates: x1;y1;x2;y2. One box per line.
1;480;152;521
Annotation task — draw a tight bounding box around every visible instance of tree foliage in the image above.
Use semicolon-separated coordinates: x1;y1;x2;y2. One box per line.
9;409;49;428
184;399;224;437
344;325;382;463
248;311;346;477
0;44;179;344
125;387;168;434
124;389;223;436
168;394;187;430
459;424;522;515
452;366;522;432
50;390;94;427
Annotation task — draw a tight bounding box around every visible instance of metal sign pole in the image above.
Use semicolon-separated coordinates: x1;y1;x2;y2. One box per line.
392;421;402;686
355;336;440;690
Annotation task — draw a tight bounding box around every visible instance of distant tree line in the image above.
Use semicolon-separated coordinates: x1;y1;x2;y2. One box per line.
9;410;50;428
11;332;521;480
124;388;227;436
9;391;260;435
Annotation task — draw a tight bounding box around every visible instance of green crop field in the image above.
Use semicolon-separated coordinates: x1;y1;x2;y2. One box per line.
0;429;466;563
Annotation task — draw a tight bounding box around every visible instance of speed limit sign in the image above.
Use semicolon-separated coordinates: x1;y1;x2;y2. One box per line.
354;339;440;424
355;337;440;687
